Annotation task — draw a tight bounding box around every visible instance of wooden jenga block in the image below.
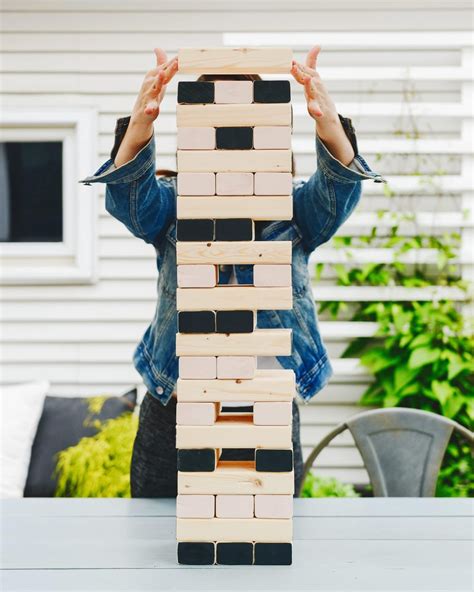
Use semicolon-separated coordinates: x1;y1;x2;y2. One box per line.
177;448;217;472
176;420;291;449
177;542;215;565
176;494;215;518
255;449;293;472
215;495;254;518
177;286;292;311
253;264;292;287
176;329;292;357
254;543;292;565
177;48;293;74
177;149;291;173
176;369;295;403
214;218;254;241
253;402;293;426
216;310;255;333
178;460;294;495
217;356;256;379
214;80;253;103
177;264;217;288
176;402;218;426
176;219;214;242
177;172;215;196
253;80;291;103
254;172;293;195
177;104;291;128
215;172;253;195
216;542;253;565
253;127;292;150
216;127;253;150
177;127;216;150
177;241;291;265
176;518;292;542
178;356;216;379
177;195;292;221
177;311;215;334
254;495;293;519
177;81;214;104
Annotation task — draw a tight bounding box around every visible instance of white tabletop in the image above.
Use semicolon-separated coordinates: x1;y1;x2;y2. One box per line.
1;498;472;591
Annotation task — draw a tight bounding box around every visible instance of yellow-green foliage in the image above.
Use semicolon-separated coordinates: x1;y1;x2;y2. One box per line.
55;412;138;498
301;472;359;498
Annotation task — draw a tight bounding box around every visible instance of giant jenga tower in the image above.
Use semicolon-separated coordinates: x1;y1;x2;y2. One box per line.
175;47;294;566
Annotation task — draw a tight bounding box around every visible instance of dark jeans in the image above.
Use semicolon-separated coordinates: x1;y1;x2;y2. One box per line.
131;392;304;498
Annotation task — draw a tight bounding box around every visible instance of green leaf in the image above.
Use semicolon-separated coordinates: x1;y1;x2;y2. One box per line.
408;347;441;369
409;333;433;350
394;365;420;394
431;380;453;407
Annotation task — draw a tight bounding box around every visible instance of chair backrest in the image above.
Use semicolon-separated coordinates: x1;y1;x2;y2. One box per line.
346;408;458;497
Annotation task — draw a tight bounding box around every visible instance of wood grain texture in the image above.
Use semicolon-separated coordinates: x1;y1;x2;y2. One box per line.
176;241;292;265
177;104;292;127
177;517;292;542
177;195;292;221
176;329;292;356
177;286;292;311
177;150;292;172
177;48;293;74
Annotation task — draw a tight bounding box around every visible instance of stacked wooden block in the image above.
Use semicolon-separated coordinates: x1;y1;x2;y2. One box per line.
175;48;295;566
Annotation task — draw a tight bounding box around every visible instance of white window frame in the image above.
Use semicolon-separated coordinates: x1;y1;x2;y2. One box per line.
0;108;98;284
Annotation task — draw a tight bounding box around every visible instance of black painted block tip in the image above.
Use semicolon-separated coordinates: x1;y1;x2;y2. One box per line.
215;219;253;242
216;127;253;150
216;542;253;565
177;542;215;565
177;81;214;104
255;449;293;472
216;310;254;334
253;80;291;103
177;219;214;242
178;311;215;334
219;448;255;461
254;543;292;566
177;448;216;472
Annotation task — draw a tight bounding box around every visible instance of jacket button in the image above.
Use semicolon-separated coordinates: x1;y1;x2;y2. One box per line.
156;386;164;395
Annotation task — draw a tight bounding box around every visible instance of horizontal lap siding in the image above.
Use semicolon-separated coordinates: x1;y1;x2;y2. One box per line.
1;1;471;485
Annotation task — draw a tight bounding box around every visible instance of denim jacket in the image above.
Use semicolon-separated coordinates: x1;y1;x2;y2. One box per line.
80;115;384;405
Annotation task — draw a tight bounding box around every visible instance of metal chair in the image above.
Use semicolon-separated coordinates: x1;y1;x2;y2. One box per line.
298;407;474;497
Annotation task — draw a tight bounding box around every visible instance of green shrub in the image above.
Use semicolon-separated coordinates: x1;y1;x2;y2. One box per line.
301;472;359;498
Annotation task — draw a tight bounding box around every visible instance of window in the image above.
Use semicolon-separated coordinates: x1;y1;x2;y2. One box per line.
0;109;97;284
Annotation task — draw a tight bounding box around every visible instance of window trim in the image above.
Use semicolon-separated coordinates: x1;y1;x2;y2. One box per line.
0;108;98;284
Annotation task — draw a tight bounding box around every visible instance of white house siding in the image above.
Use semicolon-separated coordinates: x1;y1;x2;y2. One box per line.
1;0;472;485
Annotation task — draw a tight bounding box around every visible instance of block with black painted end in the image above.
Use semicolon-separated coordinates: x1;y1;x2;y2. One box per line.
177;542;215;565
178;311;216;334
216;542;253;565
216;310;254;334
254;543;292;565
255;449;293;472
176;219;214;242
216;127;253;150
177;448;216;472
177;81;214;104
253;80;291;103
214;219;253;241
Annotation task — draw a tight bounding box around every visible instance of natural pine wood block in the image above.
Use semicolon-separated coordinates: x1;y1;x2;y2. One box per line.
253;127;292;150
215;172;253;195
177;265;217;288
177;369;295;403
179;356;217;379
177;47;293;74
176;241;291;265
176;494;215;518
214;80;253;103
176;286;292;311
215;495;254;518
176;402;218;426
177;195;292;221
253;264;292;287
253;401;292;425
178;150;291;173
178;460;294;495
176;518;292;543
177;172;215;196
177;104;292;128
254;495;293;519
177;127;216;150
176;329;292;356
254;172;293;195
176;417;292;449
217;356;256;379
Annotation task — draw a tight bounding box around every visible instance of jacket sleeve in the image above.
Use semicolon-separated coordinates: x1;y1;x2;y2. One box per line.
292;115;385;253
79;120;175;246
